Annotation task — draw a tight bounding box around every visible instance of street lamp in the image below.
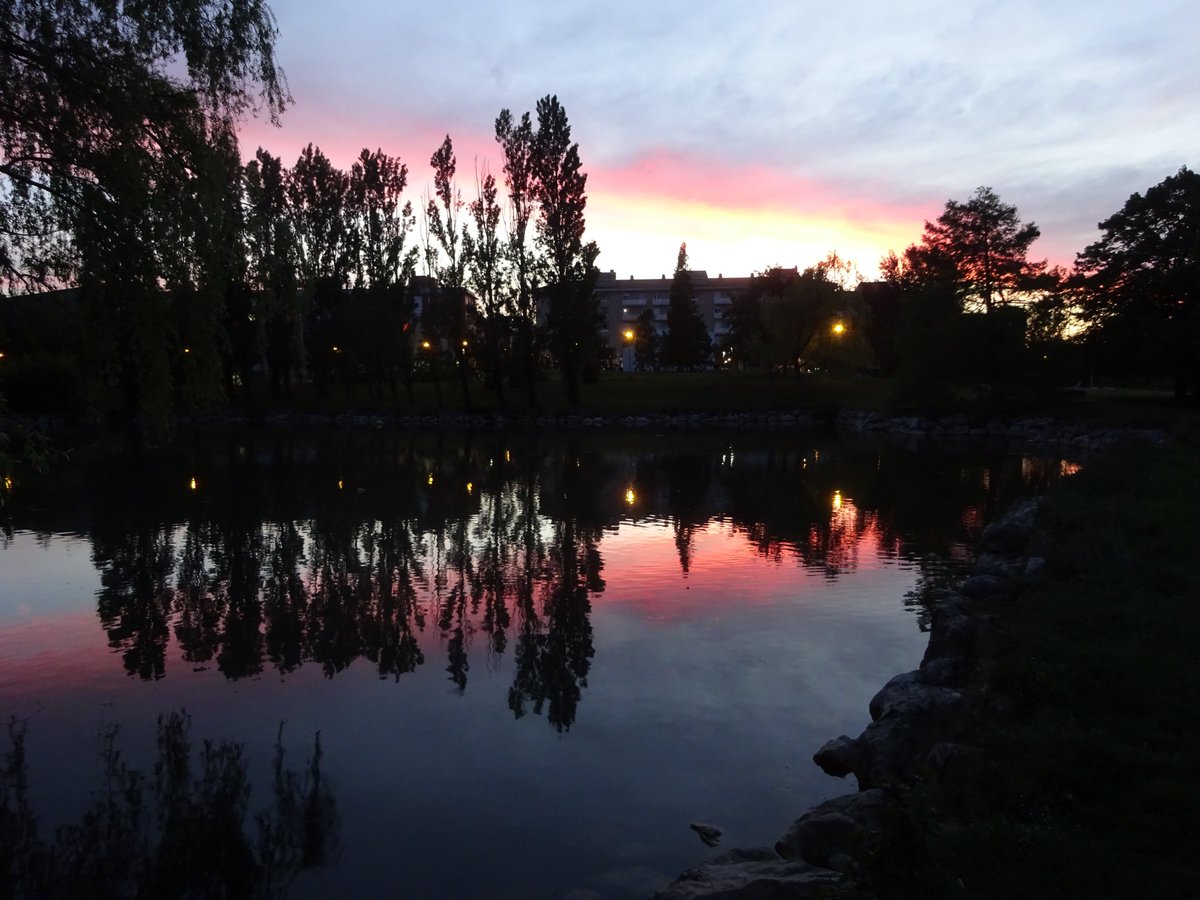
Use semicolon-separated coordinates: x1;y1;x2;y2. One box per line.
623;328;635;343
831;321;846;336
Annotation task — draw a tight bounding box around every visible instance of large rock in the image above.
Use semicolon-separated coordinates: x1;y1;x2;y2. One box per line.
774;789;887;868
857;680;969;788
652;856;842;899
958;573;1014;600
813;735;862;779
921;608;976;667
978;497;1040;553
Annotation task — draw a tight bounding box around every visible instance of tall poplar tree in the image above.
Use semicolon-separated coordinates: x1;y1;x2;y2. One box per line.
532;95;600;404
494;109;540;404
464;164;508;405
424;135;472;406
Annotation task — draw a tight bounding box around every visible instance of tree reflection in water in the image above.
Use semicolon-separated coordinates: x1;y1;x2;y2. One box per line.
14;431;1074;732
0;712;338;900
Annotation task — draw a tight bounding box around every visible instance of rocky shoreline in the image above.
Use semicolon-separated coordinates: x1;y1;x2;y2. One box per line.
14;407;1168;452
652;497;1046;898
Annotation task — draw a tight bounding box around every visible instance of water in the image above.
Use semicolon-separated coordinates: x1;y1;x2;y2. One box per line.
0;429;1075;898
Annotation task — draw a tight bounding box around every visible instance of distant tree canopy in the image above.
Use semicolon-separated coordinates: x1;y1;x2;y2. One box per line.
885;186;1046;313
0;0;611;423
721;254;864;392
876;187;1080;405
1075;166;1200;399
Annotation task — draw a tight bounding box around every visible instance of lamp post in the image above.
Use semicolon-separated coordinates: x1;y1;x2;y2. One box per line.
622;328;636;372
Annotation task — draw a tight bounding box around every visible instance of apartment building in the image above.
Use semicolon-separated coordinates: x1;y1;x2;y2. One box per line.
593;270;755;356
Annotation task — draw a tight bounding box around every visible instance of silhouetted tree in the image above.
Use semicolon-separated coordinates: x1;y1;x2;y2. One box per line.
1;0;287;433
883;189;1048;401
1075;166;1200;399
244;148;304;398
730;259;850;397
663;243;711;369
348;148;417;289
289;145;350;291
897;186;1045;314
494;109;541;405
634;307;660;371
720;269;786;369
422;135;473;407
464;164;509;405
532;96;602;404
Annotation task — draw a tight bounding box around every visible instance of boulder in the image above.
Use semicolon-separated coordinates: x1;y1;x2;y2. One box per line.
974;551;1024;577
978;497;1040;553
813;735;862;778
917;655;970;687
922;609;975;664
775;789;887;868
690;822;723;847
857;682;969;787
652;859;841;899
958;574;1013;600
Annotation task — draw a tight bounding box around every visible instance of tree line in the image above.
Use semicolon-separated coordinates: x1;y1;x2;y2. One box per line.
1;0;604;437
233;105;600;416
698;174;1197;405
2;0;1196;442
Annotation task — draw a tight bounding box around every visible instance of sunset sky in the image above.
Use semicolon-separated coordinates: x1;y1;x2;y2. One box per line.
238;0;1198;280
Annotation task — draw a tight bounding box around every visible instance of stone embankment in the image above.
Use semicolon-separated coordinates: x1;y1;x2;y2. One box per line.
652;497;1045;899
186;408;1165;450
832;409;1166;452
17;408;1169;450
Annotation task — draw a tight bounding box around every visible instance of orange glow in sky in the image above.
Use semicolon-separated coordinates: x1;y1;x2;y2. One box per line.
585;152;930;279
239;122;932;281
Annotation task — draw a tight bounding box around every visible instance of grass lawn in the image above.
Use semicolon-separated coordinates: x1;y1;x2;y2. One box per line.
856;441;1200;899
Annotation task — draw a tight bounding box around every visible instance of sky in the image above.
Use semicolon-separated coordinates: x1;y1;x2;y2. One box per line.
237;0;1198;281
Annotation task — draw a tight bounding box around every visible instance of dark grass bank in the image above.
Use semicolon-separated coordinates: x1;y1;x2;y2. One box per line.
850;441;1200;899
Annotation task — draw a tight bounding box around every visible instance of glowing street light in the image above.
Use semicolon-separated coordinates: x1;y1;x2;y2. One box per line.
623;328;635;343
831;321;846;336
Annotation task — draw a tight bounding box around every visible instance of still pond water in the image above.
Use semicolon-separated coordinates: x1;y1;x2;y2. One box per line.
0;429;1076;898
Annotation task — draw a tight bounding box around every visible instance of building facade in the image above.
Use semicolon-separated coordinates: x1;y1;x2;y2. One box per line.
592;270;755;362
